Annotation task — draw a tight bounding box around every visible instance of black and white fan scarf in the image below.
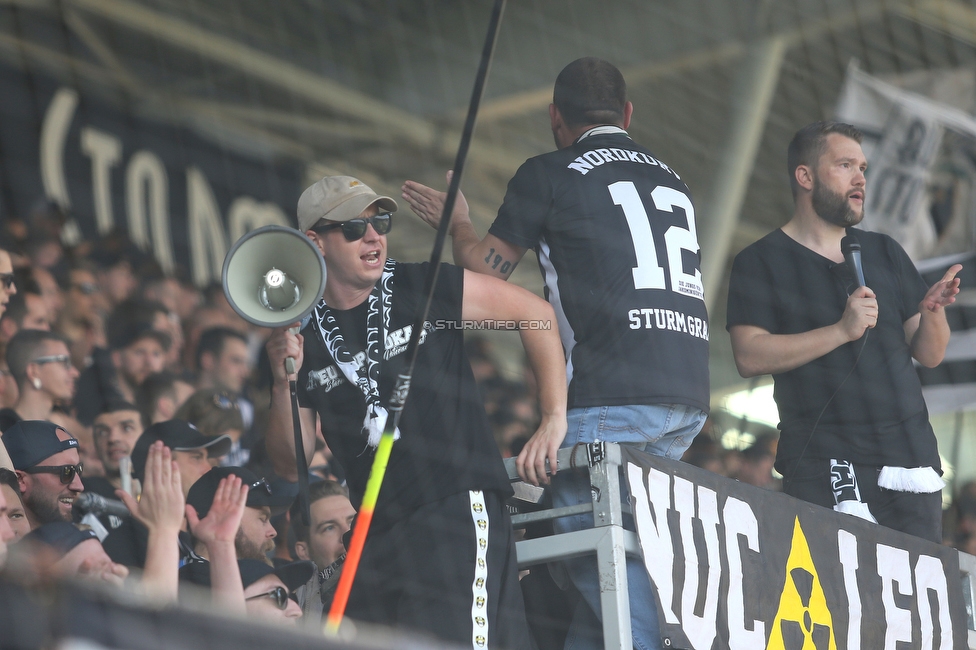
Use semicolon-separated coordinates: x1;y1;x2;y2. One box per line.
312;258;400;450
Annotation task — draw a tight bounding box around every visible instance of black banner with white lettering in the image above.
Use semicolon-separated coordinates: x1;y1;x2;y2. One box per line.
622;447;966;649
0;61;304;286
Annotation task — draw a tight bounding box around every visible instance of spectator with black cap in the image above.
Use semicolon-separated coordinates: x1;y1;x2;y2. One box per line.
20;521;128;587
186;466;289;565
73;299;171;426
181;557;312;625
0;329;79;431
99;419;230;567
4;420;84;528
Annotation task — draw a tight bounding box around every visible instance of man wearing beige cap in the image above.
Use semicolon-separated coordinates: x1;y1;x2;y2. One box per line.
265;175;567;648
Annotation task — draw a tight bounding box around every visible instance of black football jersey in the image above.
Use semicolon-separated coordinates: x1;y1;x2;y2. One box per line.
490;127;710;411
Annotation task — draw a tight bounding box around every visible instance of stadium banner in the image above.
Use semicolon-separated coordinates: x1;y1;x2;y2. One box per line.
0;60;305;286
835;62;976;262
621;447;967;650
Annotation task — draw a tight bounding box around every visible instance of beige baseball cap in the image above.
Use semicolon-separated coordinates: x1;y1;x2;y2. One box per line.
297;176;398;231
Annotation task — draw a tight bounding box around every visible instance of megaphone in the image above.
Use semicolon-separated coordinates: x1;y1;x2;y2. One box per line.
222;225;325;529
222;225;327;329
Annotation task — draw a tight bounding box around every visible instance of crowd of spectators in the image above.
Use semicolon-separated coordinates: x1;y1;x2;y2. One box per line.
0;207;974;641
0;209;348;628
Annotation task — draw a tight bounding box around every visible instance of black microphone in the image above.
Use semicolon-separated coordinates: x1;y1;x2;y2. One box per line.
841;234;866;288
72;492;132;520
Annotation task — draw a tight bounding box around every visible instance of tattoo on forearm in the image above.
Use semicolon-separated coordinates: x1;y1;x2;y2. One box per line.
483;248;516;275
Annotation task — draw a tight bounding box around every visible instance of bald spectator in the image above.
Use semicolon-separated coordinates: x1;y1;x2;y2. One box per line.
0;330;78;431
0;247;16;319
4;420;84;528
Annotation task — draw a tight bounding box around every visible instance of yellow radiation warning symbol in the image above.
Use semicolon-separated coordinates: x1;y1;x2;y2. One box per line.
766;517;836;650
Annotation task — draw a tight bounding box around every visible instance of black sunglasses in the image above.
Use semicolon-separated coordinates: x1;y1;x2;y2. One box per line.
250;478;273;496
312;213;393;241
0;273;14;290
245;586;295;610
25;463;84;485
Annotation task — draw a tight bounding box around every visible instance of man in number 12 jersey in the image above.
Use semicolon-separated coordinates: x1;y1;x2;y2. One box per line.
403;57;709;650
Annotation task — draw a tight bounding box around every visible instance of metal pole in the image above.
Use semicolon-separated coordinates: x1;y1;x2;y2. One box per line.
701;35;786;312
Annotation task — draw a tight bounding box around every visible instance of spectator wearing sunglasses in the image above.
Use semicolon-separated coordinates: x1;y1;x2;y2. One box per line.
3;420;84;528
186;466;290;566
0;330;79;432
265;176;565;648
181;558;311;625
0;247;16;319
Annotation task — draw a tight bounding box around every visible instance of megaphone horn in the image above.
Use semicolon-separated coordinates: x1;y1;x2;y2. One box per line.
224;225;325;530
222;225;327;330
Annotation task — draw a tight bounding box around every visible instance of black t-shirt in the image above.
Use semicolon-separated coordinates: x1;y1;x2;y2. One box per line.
82;476;118;500
297;262;511;532
489;127;710;411
726;228;938;470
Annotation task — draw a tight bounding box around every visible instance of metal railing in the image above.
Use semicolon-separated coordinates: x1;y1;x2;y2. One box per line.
505;441;976;650
504;442;636;650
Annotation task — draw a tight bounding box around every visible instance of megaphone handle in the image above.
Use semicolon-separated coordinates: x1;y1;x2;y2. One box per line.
290;377;311;526
285;326;300;376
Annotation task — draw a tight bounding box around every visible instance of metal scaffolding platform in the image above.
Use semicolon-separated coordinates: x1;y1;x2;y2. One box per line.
504;442;637;650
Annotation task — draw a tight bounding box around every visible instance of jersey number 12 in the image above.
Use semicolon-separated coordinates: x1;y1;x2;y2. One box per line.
608;181;704;301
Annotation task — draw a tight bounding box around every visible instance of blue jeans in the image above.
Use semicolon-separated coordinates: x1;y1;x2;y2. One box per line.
551;404;707;650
